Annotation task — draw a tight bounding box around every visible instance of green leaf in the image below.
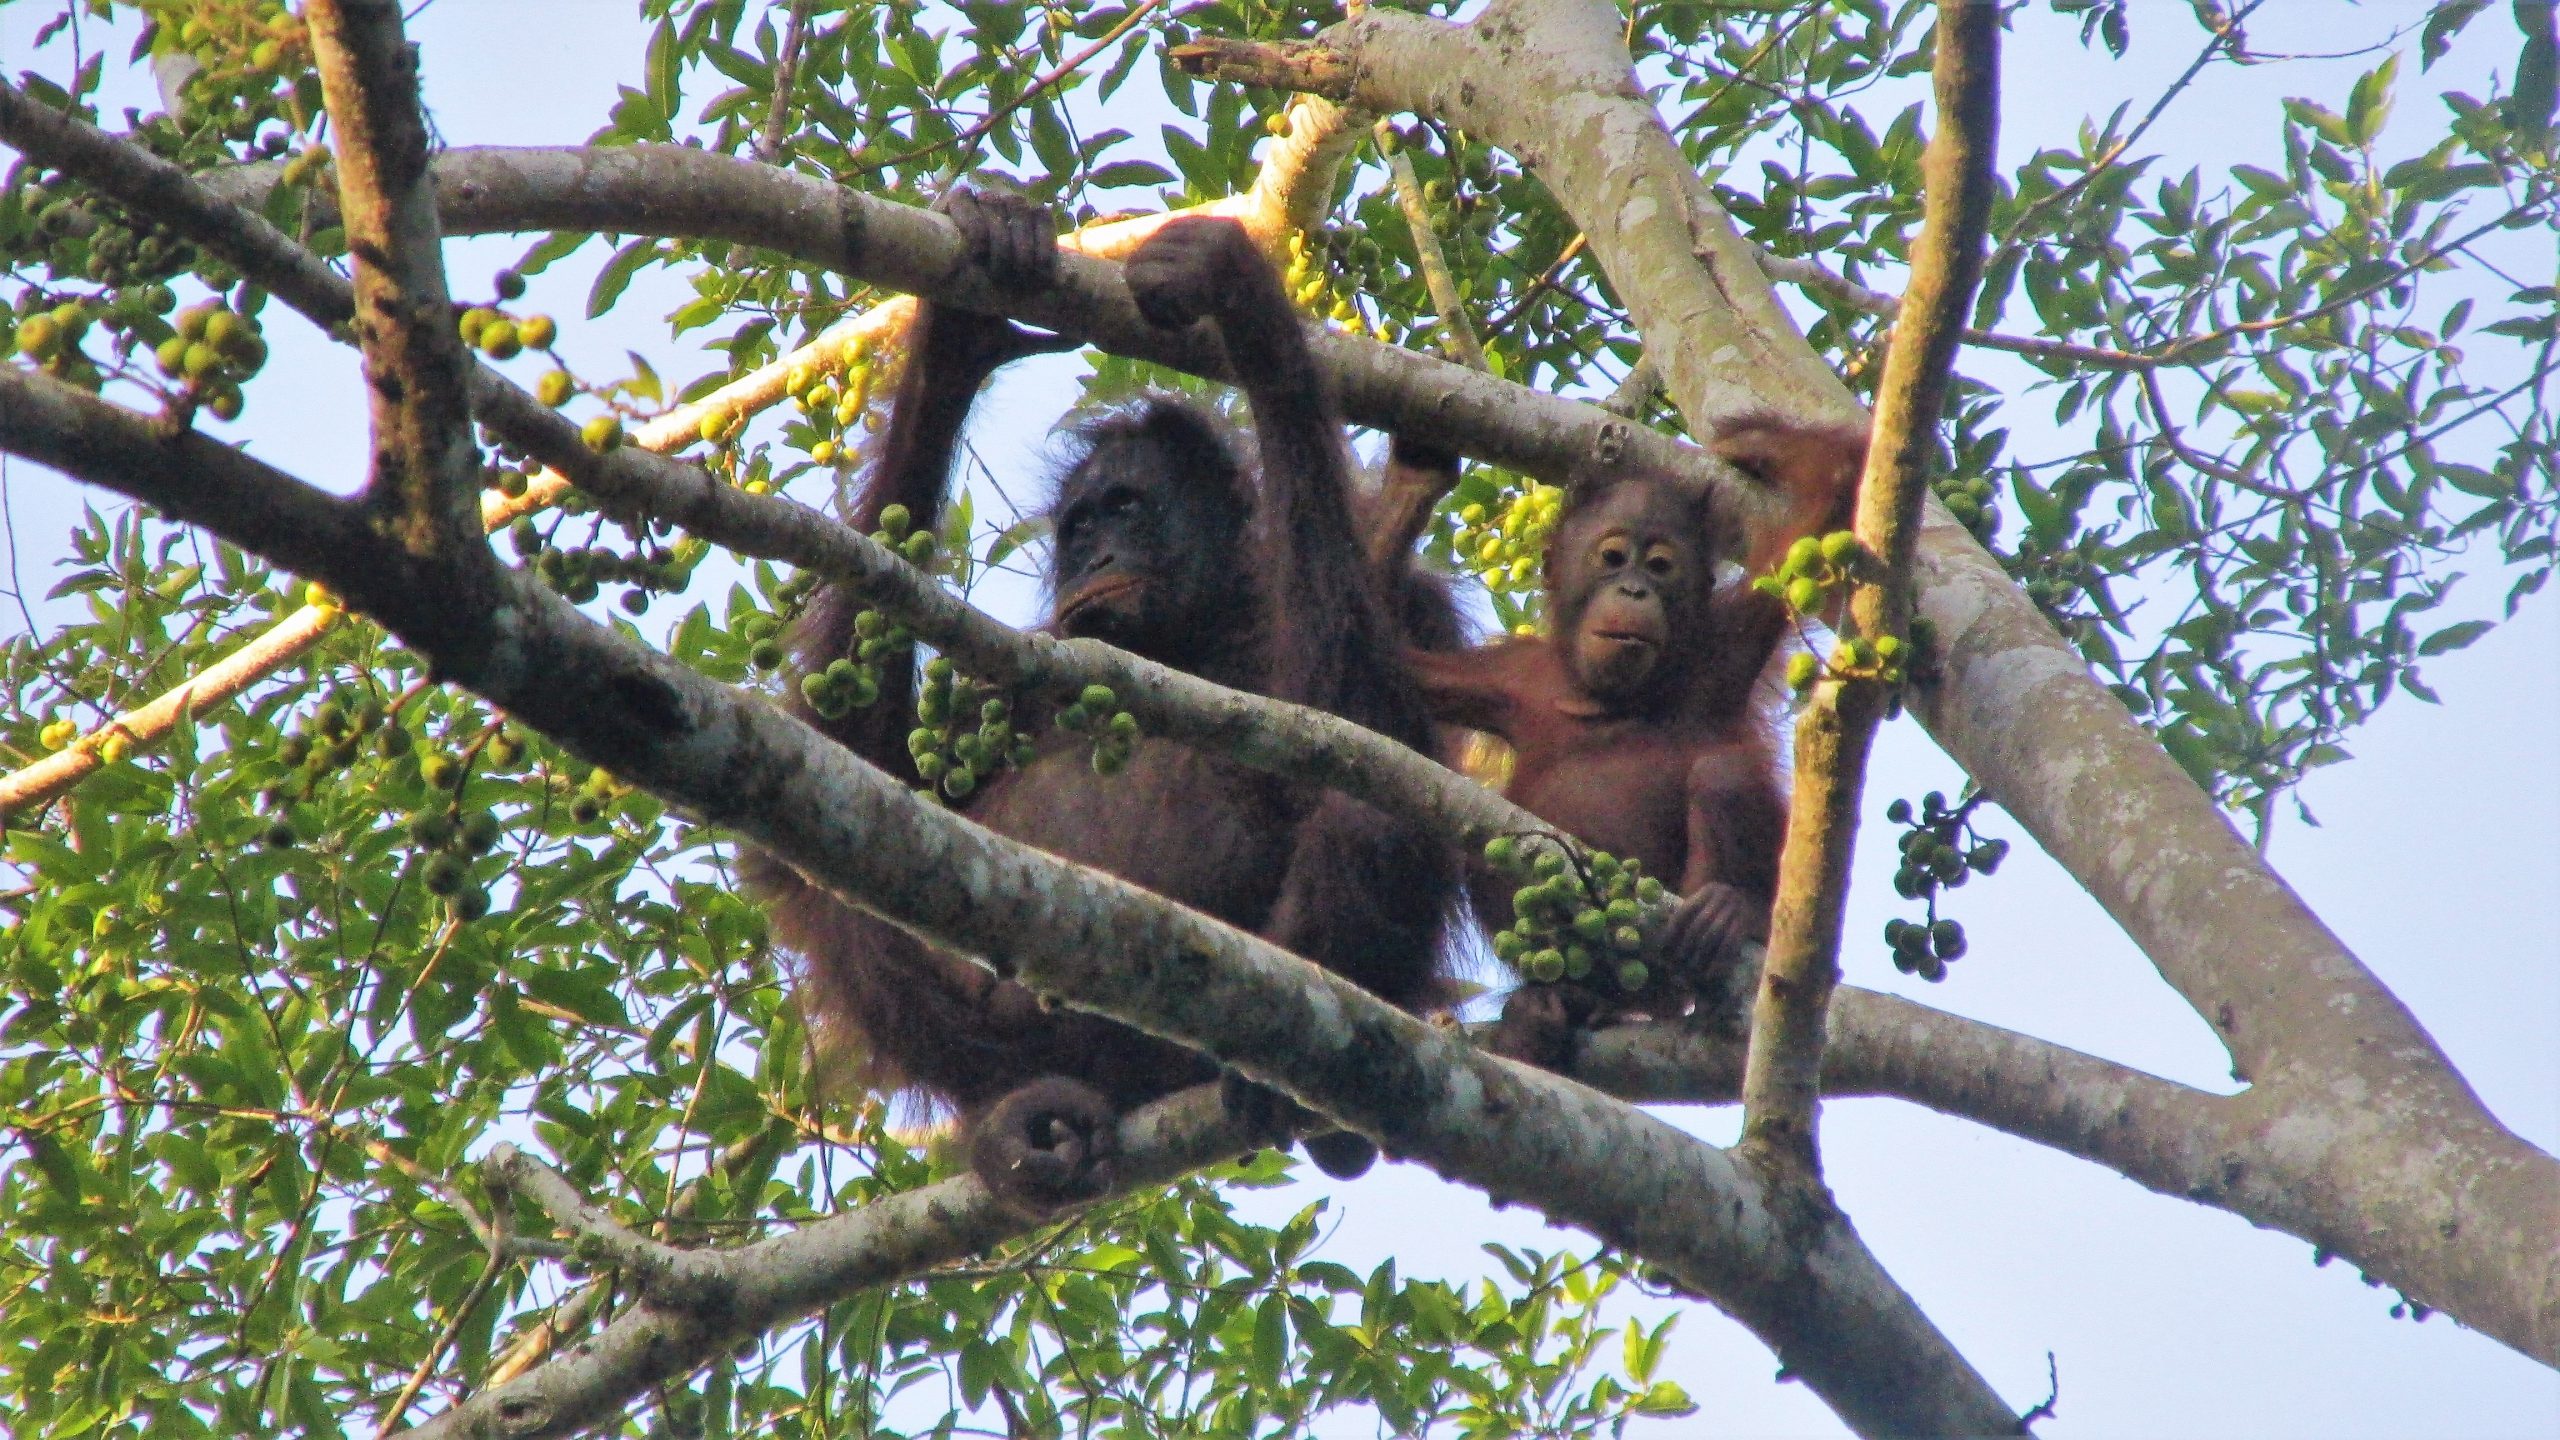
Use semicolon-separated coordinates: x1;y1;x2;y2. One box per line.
588;238;659;318
1088;159;1176;189
2345;55;2398;144
646;19;682;122
2417;619;2493;656
1251;1292;1289;1391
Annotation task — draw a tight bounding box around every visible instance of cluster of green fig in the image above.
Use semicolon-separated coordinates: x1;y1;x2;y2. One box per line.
243;678;540;924
1482;834;1667;995
790;502;937;705
46;189;202;289
159;0;316;119
564;764;624;826
2015;540;2097;619
150;301;267;419
485;451;545;499
784;331;881;466
7;172;202;284
1298;214;1409;344
739;610;794;674
1759;530;1868;614
1374;122;1507;227
458;272;558;362
869;504;940;569
8;295;109;389
1755;530;1909;695
908;661;1037;800
1934;471;2001;542
803;610;900;717
1881;790;2006;981
1449;480;1562;598
1052;683;1141;776
740;569;829;674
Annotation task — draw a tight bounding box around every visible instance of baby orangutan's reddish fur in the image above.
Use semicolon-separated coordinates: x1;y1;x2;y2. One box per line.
1405;416;1865;1066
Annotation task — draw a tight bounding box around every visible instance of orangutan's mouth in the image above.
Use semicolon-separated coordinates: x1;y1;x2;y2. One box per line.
1058;573;1144;626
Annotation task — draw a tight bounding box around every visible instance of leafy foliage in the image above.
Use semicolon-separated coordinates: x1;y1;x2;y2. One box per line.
0;0;2552;1435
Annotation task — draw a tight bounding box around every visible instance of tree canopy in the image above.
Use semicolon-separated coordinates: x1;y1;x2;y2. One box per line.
0;2;2552;1437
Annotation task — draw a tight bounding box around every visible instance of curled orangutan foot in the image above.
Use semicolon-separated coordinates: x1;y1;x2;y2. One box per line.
971;1075;1120;1215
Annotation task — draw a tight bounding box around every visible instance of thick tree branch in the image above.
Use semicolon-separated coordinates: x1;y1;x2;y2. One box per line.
181;142;1759;514
1578;995;2238;1222
0;365;2018;1439
484;1123;797;1388
304;0;482;555
1743;0;2001;1169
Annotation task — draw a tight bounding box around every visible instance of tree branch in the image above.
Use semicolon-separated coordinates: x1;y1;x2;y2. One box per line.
1376;120;1488;370
421;1088;1255;1440
303;0;483;556
1575;994;2238;1219
0;602;340;817
1743;0;2001;1169
180;142;1764;519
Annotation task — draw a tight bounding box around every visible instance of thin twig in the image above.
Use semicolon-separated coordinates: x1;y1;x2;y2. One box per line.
1375;119;1487;371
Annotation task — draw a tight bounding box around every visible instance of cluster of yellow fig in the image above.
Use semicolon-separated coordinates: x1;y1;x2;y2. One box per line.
1281;229;1390;340
160;0;308;97
36;717;125;763
12;297;106;390
459;302;557;362
150;301;267;419
1451;480;1563;597
786;331;883;466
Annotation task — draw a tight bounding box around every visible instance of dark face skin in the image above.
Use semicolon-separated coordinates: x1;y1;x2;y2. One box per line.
1048;439;1251;665
1547;478;1715;709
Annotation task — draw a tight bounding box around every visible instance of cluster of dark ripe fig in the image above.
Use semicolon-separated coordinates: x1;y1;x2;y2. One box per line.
264;686;408;837
1482;834;1669;996
408;777;509;925
1882;790;2007;980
